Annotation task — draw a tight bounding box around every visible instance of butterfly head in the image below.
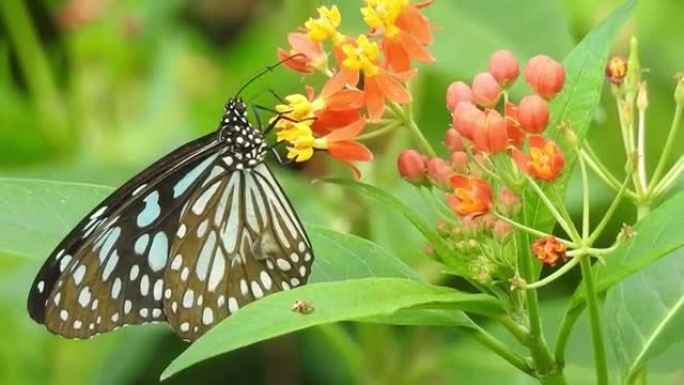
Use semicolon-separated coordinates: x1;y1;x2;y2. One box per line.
219;98;267;168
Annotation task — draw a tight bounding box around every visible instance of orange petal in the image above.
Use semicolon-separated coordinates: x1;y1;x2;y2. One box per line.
397;31;434;63
312;110;362;135
326;118;367;142
376;72;412;104
277;48;310;73
364;77;385;119
528;134;547;149
328;140;374;162
449;174;470;189
511;147;530;172
396;5;433;45
322;68;359;98
383;36;411;73
288;32;322;59
326;89;365;110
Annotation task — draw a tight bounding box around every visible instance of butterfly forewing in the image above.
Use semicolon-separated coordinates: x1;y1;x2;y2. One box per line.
27;99;314;341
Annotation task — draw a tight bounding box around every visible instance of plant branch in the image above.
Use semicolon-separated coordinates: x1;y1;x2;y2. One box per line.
463;326;534;376
650;104;682;188
580;256;609;385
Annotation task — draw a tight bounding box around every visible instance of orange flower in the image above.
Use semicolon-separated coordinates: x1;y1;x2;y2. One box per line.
277;33;327;74
532;236;566;266
327;34;412;118
512;135;565;181
446;174;492;217
317;119;374;178
362;0;435;72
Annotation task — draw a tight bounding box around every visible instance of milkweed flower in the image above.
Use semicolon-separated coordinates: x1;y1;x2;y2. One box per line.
277;33;327;74
471;72;502;107
446;174;492;217
488;50;519;87
398;149;427;184
304;5;345;44
532;236;566;266
329;34;412;118
504;102;525;147
446;81;474;111
512;135;565;181
517;94;549;134
525;55;565;99
472;109;508;154
362;0;435;73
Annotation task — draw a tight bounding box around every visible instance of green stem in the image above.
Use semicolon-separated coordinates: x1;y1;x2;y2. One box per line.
579;256;609;385
651;156;684;197
650;105;682;189
579;153;590;240
524;175;579;242
389;101;436;157
493;214;575;248
497;316;531;346
636;106;648;191
629;368;647;385
588;173;632;244
356;121;402;140
554;305;584;367
464;326;534;376
581;148;637;200
523;257;581;290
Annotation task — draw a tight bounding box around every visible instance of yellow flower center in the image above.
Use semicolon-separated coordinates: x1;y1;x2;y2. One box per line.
361;0;406;37
304;5;344;43
341;35;380;77
529;144;555;176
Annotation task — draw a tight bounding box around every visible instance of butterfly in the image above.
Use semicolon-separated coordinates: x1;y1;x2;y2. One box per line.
26;85;314;341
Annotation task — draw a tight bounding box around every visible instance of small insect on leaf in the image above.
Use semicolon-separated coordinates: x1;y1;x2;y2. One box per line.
291;300;315;314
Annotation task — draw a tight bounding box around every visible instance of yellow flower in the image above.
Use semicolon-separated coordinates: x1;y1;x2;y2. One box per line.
304;5;344;43
361;0;406;37
341;35;380;77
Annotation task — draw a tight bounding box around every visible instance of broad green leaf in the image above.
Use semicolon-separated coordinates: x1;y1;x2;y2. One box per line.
161;277;501;380
605;247;684;379
363;306;475;328
321;179;456;270
0;178;419;282
571;190;684;308
526;0;637;232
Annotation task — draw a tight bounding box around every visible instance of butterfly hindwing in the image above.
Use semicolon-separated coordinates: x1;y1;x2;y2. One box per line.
163;162;313;340
27;133;221;338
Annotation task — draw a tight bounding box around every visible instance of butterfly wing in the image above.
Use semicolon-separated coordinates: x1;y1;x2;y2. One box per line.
27;132;222;338
163;163;313;340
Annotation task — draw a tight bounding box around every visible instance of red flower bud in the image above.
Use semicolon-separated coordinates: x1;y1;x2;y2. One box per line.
451;102;483;139
518;94;549;134
471;72;502;107
444;128;464;152
532;236;566;267
397;149;426;184
451;151;469;171
446;81;474;111
605;56;627;85
498;186;521;216
512;135;565;181
447;174;492;217
493;220;513;241
488;50;519;87
426;158;453;189
525;55;565;99
504;102;525;147
473;109;508;153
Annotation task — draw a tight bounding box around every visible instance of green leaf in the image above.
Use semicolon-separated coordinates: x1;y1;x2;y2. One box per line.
0;178;419;282
605;247;684;380
571;190;684;308
321;179;455;268
526;0;637;231
161;277;501;380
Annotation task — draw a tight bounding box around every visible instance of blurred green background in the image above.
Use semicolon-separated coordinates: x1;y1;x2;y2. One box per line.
1;0;683;384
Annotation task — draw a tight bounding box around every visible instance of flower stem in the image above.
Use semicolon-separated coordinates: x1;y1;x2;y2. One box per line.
652;156;684;197
554;305;583;367
579;256;609;385
579;153;590;240
493;214;575;248
650;104;682;189
419;187;459;225
522;257;581;290
581;147;637;200
356;121;402;140
588;173;632;244
637;105;648;191
389;101;436;157
523;174;580;242
463;326;534;376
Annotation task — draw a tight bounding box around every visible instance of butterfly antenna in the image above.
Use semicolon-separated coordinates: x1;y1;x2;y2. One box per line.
234;54;305;99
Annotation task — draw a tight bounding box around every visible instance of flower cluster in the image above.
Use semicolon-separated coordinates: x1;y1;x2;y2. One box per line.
274;1;435;176
397;49;569;276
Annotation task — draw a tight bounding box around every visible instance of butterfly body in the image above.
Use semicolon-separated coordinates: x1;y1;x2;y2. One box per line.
27;98;313;341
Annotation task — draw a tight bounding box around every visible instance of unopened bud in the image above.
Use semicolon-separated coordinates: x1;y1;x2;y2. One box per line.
637;81;648;111
525;55;565;99
444;128;465;152
518;94;549;134
451;151;469;172
452;102;483;139
493;220;513;242
446;81;474;111
488;50;519;87
498;187;521;216
397;149;426;184
471;72;502;107
605;56;628;85
426;158;453;189
624;37;641;100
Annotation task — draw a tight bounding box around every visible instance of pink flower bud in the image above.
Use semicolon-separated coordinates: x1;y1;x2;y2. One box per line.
397;149;426;184
493;220;513;241
446;81;474;111
451;151;468;172
472;109;508;153
525;55;565;98
488;50;519;86
471;72;502;107
444;128;464;152
426;158;452;189
451;102;483;139
504;102;525;147
518;94;549;134
498;186;521;216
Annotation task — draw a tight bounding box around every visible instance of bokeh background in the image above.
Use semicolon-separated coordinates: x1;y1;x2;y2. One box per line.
1;0;683;384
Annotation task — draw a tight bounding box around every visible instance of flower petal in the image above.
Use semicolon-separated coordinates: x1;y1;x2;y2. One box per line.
326;118;367;142
364;76;385;119
397;30;434;63
383;36;411;73
278;48;311;73
325;89;365;110
376;72;411;104
312;109;362;135
324;68;359;97
328;140;374;162
396;4;432;45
